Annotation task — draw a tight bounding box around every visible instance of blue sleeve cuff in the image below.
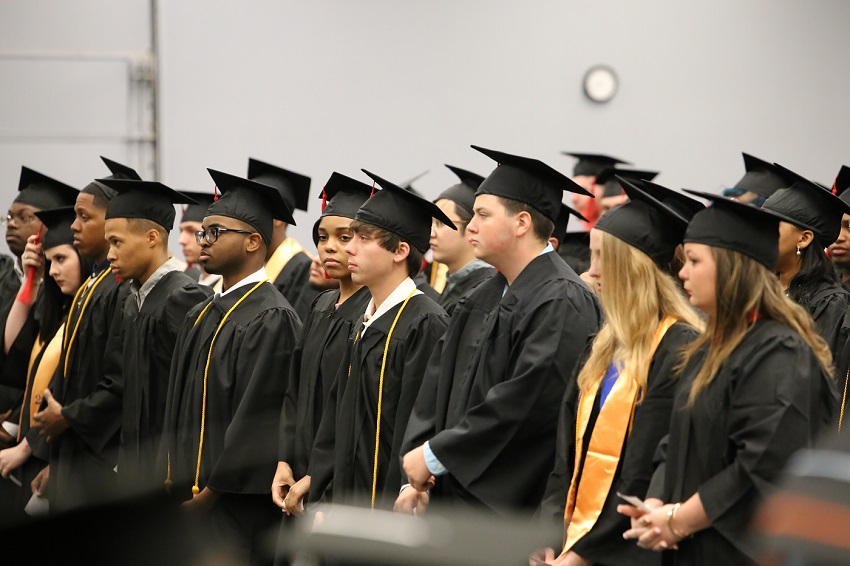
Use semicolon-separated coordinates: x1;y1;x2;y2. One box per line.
423;441;448;476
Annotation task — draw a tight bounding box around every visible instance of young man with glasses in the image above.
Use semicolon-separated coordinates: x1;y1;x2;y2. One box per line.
429;165;495;316
158;169;301;565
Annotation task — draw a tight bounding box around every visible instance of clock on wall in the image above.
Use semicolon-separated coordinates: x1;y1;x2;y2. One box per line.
583;65;618;103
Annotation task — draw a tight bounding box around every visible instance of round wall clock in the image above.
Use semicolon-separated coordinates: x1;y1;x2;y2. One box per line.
583;65;618;103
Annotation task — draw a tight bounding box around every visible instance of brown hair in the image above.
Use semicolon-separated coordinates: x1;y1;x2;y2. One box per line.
497;197;555;242
349;220;424;277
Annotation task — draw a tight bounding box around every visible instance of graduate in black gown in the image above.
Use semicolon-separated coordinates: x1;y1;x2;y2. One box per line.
621;192;838;566
272;173;373;516
158;169;301;565
307;169;450;511
399;146;602;515
247;158;319;322
429;165;495;316
177;190;221;287
98;179;212;491
828;180;850;291
30;158;137;511
720;152;787;208
534;180;703;566
762;163;850;361
0;207;92;520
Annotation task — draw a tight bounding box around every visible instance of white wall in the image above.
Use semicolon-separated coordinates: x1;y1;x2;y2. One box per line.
2;1;849;256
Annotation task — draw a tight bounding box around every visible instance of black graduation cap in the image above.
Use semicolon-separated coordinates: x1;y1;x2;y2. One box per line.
13;167;79;210
399;170;429;198
34;206;77;249
562;152;631;177
762;163;850;245
357;169;456;253
595;167;659;199
472;145;592;224
99;179;198;231
247;158;311;214
206;169;295;244
178;190;217;224
633;179;705;221
312;172;375;245
834;165;850;195
551;202;588;248
437;165;485;215
595;177;689;265
730;153;788;197
85;156;142;202
683;190;799;268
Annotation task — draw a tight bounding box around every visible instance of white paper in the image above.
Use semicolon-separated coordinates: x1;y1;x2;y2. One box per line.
2;421;19;439
24;493;49;516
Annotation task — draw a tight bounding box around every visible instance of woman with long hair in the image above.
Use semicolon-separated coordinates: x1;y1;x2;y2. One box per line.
761;164;850;359
0;207;93;511
535;181;702;566
621;192;837;565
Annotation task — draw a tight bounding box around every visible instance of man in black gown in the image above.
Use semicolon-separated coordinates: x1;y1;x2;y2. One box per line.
100;179;212;491
400;146;602;514
159;169;301;565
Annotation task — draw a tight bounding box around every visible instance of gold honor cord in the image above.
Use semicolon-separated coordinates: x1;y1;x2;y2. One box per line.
63;267;113;377
839;368;848;432
370;289;417;509
191;279;267;497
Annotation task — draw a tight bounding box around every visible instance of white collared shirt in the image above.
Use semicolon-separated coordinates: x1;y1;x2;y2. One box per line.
219;266;268;297
361;277;421;334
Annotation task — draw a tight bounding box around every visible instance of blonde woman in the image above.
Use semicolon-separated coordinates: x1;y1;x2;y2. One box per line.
536;181;703;566
622;192;837;565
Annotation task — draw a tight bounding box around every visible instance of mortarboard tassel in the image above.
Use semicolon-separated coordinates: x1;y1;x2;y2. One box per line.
16;224;43;305
321;188;328;212
370;182;376;197
323;266;331;280
213;184;219;202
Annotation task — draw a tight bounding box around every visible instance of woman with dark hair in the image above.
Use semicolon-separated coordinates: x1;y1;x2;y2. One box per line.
620;192;837;565
0;207;93;511
761;164;850;360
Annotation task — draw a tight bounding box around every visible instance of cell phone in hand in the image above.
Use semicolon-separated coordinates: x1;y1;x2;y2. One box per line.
616;491;652;513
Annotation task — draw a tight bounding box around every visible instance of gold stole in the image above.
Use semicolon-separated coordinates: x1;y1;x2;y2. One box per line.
429;261;449;294
562;314;678;552
265;237;306;284
18;323;65;440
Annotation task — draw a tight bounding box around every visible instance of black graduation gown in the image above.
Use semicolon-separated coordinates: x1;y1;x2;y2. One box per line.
539;323;699;566
800;281;850;360
184;265;202;282
278;286;371;481
0;290;42;417
117;271;211;490
309;293;448;509
423;252;602;513
271;250;320;323
646;319;838;566
48;270;128;511
160;282;301;499
413;271;441;302
0;255;21;319
437;264;495;317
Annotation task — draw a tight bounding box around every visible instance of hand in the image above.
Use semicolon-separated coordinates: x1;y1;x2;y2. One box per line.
22;235;45;282
181;486;220;512
623;501;680;552
0;410;15;450
618;497;663;531
529;547;555;566
0;439;32;478
283;475;310;517
393;485;430;515
31;465;49;496
402;446;436;492
32;390;69;442
271;461;295;509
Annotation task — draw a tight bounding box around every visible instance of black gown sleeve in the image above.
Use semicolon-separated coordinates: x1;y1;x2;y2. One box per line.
808;290;850;359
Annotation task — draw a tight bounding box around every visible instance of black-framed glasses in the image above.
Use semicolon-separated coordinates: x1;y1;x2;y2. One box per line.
195;226;255;245
1;213;37;227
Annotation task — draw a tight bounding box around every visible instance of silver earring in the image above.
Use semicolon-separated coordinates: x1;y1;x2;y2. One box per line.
796;245;801;256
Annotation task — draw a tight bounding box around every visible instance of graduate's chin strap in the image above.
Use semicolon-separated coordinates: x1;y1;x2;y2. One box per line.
63;267;113;377
163;279;268;497
371;289;417;510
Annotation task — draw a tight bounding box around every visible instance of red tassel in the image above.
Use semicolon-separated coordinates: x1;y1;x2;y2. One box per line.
115;273;123;283
421;258;428;272
321;188;328;212
16;224;43;304
323;267;331;280
370;182;376;197
747;308;765;324
833;181;839;196
213;184;219;202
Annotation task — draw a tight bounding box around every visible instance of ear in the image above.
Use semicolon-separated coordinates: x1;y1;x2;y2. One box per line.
245;232;265;254
147;228;161;248
548;236;559;250
515;210;532;238
393;240;411;265
798;229;815;250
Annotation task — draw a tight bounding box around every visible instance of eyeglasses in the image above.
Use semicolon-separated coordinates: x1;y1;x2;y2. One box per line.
1;213;38;227
195;226;255;245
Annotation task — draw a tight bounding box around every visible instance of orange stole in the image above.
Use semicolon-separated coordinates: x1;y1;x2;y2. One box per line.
18;323;65;440
562;314;678;552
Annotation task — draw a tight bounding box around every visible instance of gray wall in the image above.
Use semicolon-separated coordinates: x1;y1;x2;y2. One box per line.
3;0;849;255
